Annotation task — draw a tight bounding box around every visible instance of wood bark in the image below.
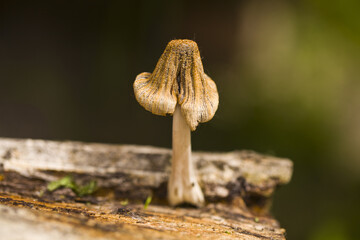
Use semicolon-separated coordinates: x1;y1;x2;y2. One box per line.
0;137;293;239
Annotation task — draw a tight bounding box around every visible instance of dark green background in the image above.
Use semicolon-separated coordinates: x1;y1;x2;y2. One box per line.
1;1;360;239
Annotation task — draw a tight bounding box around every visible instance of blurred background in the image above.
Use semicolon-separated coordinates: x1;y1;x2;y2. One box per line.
1;0;359;239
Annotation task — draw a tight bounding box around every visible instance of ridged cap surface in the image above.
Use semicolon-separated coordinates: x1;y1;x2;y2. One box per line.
134;39;219;131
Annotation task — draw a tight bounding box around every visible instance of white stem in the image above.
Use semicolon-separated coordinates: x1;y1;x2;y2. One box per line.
168;105;204;207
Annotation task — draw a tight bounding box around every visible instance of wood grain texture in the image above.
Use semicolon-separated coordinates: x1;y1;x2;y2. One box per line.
0;194;287;240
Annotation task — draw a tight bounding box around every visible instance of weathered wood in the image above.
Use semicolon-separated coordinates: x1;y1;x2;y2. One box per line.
0;194;286;240
0;137;293;239
0;138;292;205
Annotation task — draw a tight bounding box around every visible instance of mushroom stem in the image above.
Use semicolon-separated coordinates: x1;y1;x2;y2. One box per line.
168;105;205;207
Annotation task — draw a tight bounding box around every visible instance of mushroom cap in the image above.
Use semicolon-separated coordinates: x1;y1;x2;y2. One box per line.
134;39;219;131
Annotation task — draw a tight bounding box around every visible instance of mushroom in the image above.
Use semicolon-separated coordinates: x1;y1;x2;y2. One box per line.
133;39;219;207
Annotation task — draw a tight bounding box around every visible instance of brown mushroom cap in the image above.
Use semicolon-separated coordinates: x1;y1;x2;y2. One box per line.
134;39;219;131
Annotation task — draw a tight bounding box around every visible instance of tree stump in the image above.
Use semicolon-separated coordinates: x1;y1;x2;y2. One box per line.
0;138;293;239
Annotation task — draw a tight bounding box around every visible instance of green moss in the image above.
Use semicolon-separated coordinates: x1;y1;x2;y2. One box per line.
47;175;97;197
144;196;152;209
120;199;129;206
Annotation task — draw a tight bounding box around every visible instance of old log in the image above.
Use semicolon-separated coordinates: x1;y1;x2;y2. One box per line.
0;137;293;239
